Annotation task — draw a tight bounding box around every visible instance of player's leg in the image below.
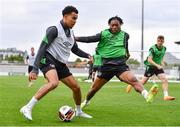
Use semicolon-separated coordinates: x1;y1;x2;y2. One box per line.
20;69;59;120
126;76;149;93
88;77;108;101
61;75;81;105
34;70;59;100
28;66;33;87
126;67;150;93
81;77;108;108
120;71;146;93
141;76;150;85
119;70;158;103
60;75;92;118
157;73;175;100
82;66;115;108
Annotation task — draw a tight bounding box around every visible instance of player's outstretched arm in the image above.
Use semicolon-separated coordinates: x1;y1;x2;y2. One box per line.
75;33;101;43
71;42;91;59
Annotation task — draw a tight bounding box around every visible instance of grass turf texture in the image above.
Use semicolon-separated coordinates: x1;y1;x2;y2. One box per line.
0;76;180;126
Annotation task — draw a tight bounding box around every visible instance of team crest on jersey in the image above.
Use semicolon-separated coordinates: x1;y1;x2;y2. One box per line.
63;41;72;47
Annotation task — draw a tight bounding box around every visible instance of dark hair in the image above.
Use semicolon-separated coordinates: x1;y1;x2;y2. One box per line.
157;35;164;40
108;16;123;24
62;6;78;16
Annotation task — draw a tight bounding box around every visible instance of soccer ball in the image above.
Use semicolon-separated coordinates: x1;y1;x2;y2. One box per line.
58;105;75;122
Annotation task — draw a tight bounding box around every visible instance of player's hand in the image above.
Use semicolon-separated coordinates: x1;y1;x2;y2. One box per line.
157;65;163;70
29;72;38;81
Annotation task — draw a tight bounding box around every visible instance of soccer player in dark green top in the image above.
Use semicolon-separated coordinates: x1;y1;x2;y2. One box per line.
126;35;175;101
87;49;102;82
75;16;159;108
91;52;102;82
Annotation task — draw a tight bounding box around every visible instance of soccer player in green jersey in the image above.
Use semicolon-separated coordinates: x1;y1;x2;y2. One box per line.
91;52;102;82
126;35;175;101
87;50;102;82
75;16;158;108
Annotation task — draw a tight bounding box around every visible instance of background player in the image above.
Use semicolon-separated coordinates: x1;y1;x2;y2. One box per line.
126;35;175;101
25;47;36;87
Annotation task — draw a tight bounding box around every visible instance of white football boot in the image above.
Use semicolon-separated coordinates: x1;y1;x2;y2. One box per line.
20;105;32;120
76;111;92;118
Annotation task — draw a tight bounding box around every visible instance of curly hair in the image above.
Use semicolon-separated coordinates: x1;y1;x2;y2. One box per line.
108;16;123;24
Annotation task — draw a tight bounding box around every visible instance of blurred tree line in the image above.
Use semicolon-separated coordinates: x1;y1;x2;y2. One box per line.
4;55;24;63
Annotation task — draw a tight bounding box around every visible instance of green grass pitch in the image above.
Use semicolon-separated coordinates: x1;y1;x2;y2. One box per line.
0;76;180;126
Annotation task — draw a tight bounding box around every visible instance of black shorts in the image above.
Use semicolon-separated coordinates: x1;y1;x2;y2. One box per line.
39;52;72;80
97;63;130;81
144;66;164;77
93;66;101;72
28;66;33;73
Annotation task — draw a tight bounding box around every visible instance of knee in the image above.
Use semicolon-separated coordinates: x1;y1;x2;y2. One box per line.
130;80;144;93
72;84;80;93
48;80;59;90
141;80;147;85
162;78;168;84
129;77;139;85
